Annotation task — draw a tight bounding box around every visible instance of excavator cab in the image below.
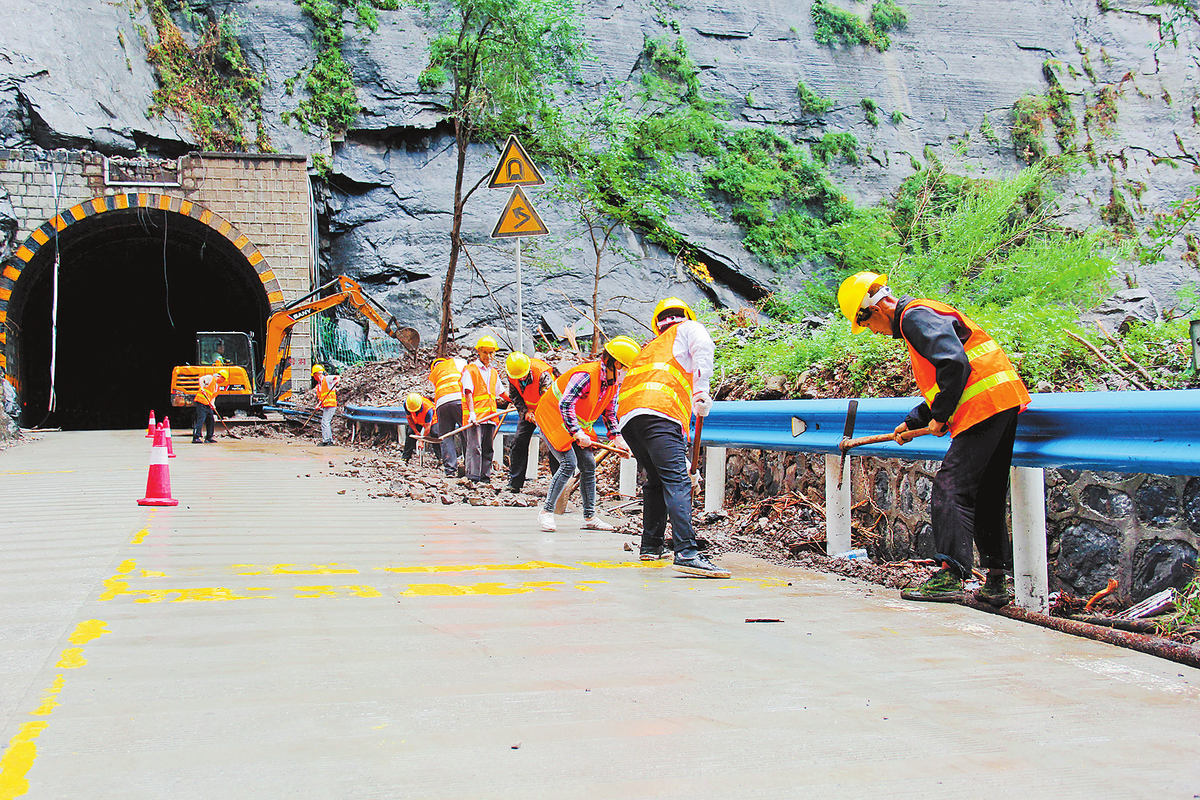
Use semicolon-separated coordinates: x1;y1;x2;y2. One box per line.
170;331;265;415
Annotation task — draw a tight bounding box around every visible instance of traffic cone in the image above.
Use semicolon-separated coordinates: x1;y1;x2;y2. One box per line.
146;410;156;438
138;424;179;507
163;417;176;459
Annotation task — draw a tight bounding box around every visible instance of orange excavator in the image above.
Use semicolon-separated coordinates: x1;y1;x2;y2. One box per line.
169;276;419;416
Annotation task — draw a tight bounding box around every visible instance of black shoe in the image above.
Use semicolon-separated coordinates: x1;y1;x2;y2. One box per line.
639;548;671;562
318;441;333;447
673;556;731;578
191;439;203;444
508;483;524;493
975;572;1014;607
204;438;217;443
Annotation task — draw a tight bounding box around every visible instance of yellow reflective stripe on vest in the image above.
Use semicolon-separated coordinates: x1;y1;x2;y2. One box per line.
923;370;1020;406
624;360;690;388
965;340;999;361
618;381;690;420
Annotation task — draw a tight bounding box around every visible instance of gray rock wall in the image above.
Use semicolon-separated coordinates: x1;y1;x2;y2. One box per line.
724;448;1200;603
0;0;1198;338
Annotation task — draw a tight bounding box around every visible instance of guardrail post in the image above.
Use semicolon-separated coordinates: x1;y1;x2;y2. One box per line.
526;435;540;480
1010;466;1048;613
619;455;636;499
824;454;851;555
704;446;726;512
493;432;504;469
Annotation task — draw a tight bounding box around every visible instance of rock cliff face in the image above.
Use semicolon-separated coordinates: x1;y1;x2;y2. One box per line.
0;0;1197;342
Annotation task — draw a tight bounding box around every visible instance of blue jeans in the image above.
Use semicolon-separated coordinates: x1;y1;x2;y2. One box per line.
192;404;215;441
621;414;699;560
544;442;596;518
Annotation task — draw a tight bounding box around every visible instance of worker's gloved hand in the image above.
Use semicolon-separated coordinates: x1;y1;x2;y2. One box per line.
692;389;713;417
928;419;949;437
893;422;911;445
573;430;592;449
690;470;701;492
468;411;477;425
524;411;536;423
613;435;629;455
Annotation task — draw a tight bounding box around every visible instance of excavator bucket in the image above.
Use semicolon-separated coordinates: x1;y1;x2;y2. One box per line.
395;327;420;356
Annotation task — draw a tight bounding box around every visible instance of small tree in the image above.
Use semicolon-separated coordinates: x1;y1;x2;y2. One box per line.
418;0;583;354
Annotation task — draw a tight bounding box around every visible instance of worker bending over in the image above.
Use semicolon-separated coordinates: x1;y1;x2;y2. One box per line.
192;369;228;444
460;336;507;483
504;351;560;493
429;355;466;478
839;271;1030;606
402;393;441;463
536;336;640;532
312;364;340;446
618;298;729;578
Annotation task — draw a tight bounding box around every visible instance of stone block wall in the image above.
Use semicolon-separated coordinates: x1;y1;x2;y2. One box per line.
723;449;1199;604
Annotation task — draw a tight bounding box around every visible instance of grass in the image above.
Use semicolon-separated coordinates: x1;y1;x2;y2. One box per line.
797;81;834;115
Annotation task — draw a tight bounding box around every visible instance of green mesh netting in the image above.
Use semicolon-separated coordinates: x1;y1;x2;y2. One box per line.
311;316;407;371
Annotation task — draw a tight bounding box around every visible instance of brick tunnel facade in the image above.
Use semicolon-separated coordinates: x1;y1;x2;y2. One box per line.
0;150;314;429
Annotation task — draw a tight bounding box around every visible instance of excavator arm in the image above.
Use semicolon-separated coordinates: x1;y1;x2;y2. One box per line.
263;276;419;403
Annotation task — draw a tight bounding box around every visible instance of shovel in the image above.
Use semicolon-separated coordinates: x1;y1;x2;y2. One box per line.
435;409;503;442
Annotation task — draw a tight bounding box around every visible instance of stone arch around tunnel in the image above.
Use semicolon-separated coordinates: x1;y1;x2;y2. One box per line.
0;194;283;429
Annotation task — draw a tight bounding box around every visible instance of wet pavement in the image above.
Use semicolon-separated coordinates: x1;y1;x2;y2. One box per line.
1;431;1198;799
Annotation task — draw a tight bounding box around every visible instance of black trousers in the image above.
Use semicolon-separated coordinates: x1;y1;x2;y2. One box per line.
435;400;463;476
507;417;560;490
622;414;699;561
192;404;215;441
931;407;1020;576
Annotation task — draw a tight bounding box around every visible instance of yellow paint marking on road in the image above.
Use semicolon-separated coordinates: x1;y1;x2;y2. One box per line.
577;560;667;569
30;676;64;717
133;587;274;604
380;560;576;574
400;581;565;597
0;721;50;800
99;559;137;601
231;563;360;575
68;620;109;646
56;648;86;669
131;528;149;544
142;570;166;578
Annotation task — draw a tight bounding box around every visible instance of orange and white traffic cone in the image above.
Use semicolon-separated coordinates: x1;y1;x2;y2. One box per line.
163;417;176;459
138;424;179;507
146;410;157;438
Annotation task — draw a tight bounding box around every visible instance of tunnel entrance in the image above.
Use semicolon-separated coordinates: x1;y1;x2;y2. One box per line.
8;206;271;430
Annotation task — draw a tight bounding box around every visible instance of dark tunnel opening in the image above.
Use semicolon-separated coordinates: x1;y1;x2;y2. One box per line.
9;206;270;430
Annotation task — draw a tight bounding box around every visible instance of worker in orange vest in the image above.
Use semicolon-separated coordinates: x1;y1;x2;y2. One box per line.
536;336;640;532
838;271;1031;606
503;351;560;493
312;364;340;446
191;369;228;443
618;298;729;578
460;336;508;483
430;355;467;477
402;392;441;463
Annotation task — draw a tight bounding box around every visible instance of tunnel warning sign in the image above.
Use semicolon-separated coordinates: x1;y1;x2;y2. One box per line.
486;135;545;189
491;185;549;239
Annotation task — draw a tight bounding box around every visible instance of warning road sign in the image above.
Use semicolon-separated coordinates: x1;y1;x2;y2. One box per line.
486;135;546;189
491;186;549;238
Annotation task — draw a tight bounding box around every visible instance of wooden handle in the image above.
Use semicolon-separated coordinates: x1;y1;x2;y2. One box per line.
841;428;931;451
589;439;632;458
436;409;503;441
689;416;705;475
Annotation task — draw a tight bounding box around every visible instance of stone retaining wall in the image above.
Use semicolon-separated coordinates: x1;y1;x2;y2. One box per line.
723;449;1199;604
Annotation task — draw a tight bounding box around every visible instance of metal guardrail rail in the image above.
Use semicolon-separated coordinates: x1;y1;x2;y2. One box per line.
698;390;1200;476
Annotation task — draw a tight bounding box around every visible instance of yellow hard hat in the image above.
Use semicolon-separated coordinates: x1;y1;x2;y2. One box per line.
838;271;888;333
405;393;423;413
652;297;696;330
475;335;498;351
505;351;532;380
311;363;325;375
604;335;641;368
217;369;229;382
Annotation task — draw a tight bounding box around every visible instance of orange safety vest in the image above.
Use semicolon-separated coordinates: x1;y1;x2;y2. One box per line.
407;396;437;433
900;299;1030;436
462;362;499;417
512;358;553;411
534;362;614;453
315;374;338;408
195;375;221;408
617;324;693;433
430;358;462;404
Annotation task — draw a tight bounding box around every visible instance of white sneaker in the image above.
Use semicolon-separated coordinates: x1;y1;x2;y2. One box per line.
538;510;556;531
582;515;615;531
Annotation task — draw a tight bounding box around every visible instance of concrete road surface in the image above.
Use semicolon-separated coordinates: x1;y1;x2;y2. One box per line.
1;431;1198;799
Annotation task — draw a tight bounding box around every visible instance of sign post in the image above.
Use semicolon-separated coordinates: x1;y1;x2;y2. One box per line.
487;136;547;354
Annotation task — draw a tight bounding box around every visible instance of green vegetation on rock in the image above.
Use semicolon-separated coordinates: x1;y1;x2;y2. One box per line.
141;0;269;151
797;81;834;115
811;0;906;51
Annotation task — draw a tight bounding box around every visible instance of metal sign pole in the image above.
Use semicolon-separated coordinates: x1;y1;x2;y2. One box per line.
516;237;523;353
